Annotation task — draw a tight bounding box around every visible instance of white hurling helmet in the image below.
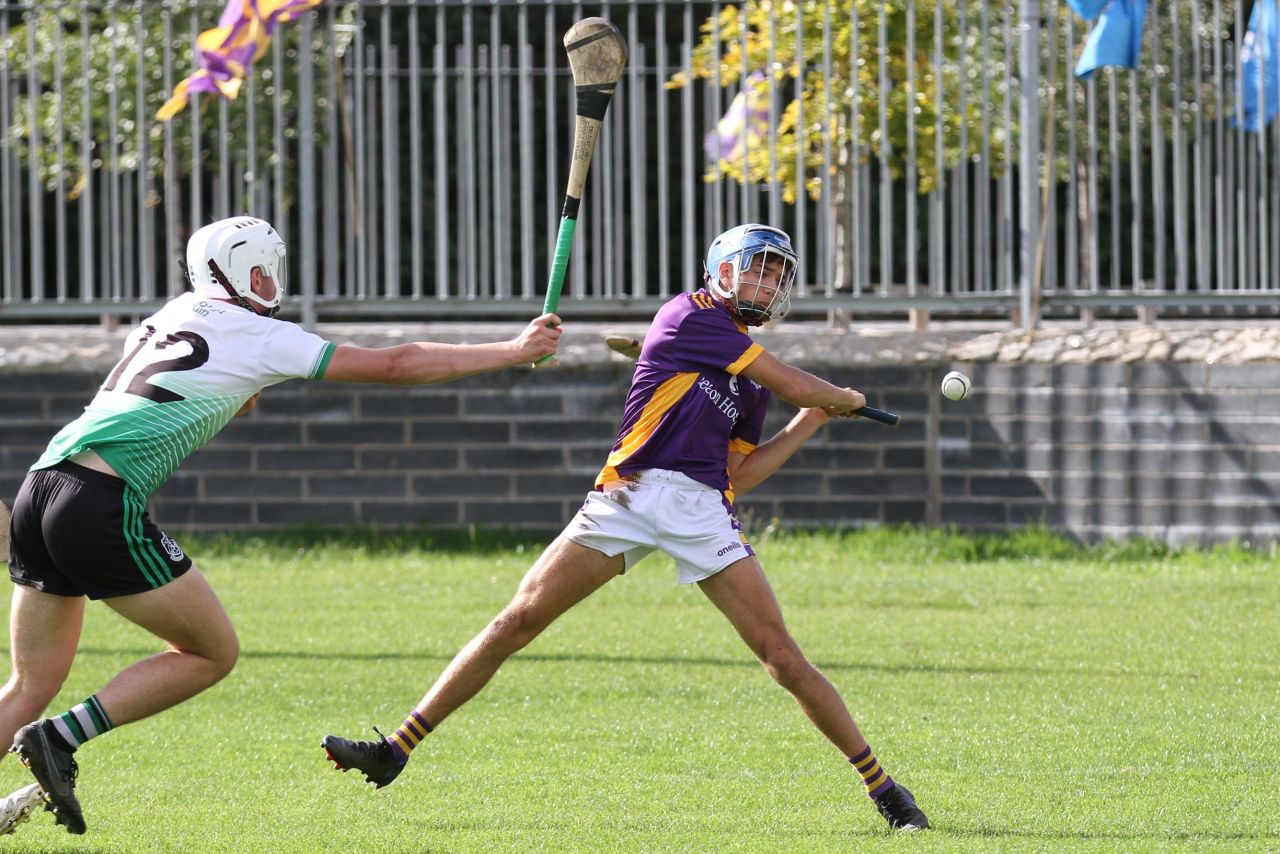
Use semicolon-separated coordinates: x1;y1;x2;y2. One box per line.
184;216;287;316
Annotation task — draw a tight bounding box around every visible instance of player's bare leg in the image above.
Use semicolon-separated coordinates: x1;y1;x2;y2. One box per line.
10;569;236;835
698;556;928;831
0;586;85;755
324;536;623;787
698;556;870;755
94;568;239;724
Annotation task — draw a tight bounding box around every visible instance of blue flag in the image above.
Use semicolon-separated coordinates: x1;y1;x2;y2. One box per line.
1073;0;1148;80
1237;0;1280;132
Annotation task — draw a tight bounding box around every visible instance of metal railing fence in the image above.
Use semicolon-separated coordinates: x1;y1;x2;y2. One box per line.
1;0;1278;325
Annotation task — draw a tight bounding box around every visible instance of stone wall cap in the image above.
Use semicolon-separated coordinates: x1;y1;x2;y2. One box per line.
0;318;1276;372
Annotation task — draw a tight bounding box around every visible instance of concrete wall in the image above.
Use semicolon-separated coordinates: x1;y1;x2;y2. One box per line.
3;353;1277;545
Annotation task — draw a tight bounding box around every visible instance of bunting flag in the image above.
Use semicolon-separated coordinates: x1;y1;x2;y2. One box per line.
1237;0;1280;132
1071;0;1148;81
157;0;323;121
704;72;770;162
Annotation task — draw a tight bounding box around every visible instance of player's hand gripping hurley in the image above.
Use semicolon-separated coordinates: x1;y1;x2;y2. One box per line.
536;18;629;366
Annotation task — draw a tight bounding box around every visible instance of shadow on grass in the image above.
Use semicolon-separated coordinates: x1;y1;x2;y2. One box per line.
62;645;1275;685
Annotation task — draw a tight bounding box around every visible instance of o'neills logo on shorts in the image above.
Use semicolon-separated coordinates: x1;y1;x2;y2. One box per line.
716;542;743;557
160;534;185;562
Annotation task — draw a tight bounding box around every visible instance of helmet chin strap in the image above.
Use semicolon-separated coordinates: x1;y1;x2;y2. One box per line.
207;259;254;312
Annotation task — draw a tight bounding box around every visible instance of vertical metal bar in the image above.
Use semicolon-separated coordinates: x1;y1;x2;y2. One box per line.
487;9;502;299
500;42;514;300
0;8;10;302
850;0;861;295
365;44;380;298
460;15;477;301
739;4;751;224
323;4;340;298
1044;9;1056;296
544;3;556;281
272;21;286;237
517;15;532;300
979;0;992;293
299;12;317;329
353;3;367;297
218;97;230;218
905;0;917;298
930;0;943;298
409;0;423;300
162;3;178;299
1000;4;1014;295
1108;71;1120;292
1066;15;1079;292
108;4;121;300
1129;59;1141;290
1235;0;1246;292
656;2;670;298
1151;1;1166;291
766;3;780;228
956;0;970;295
877;2;891;294
246;65;257;215
54;3;67;302
434;2;448;299
26;4;43;301
793;2;806;295
383;18;400;299
81;1;95;302
1019;0;1041;328
475;38;490;301
1172;3;1188;293
681;2;695;290
630;21;646;300
134;2;149;303
1214;0;1226;291
820;1;833;294
709;1;722;234
1087;77;1099;293
1192;0;1207;290
1257;7;1271;294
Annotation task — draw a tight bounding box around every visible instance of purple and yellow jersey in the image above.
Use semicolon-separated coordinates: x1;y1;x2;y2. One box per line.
595;289;773;497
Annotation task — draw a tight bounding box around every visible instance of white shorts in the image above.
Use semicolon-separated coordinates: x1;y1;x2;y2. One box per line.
563;469;755;584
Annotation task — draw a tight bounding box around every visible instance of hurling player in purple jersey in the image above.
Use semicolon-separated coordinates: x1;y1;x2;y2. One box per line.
324;224;929;832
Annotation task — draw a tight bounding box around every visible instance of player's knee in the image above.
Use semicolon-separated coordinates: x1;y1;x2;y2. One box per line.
213;634;239;680
760;640;812;690
487;601;546;649
197;630;239;683
2;670;64;710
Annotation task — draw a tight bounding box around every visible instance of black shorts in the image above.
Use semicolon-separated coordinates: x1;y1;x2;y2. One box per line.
8;461;193;600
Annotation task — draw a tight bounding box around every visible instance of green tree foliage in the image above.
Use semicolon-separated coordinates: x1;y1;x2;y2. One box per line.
674;1;1237;201
1;2;346;200
671;0;1015;199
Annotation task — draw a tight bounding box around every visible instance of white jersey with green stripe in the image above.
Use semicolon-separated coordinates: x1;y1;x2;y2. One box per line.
32;293;336;497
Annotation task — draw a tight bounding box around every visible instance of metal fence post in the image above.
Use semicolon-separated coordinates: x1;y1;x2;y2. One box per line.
1019;0;1041;331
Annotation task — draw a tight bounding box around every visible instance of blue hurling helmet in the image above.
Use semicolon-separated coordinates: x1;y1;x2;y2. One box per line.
703;224;798;326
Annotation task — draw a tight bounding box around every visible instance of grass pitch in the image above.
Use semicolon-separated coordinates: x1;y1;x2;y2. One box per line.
2;527;1277;853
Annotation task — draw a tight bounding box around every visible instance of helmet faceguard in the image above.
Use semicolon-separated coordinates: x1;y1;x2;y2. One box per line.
184;216;288;317
703;224;798;326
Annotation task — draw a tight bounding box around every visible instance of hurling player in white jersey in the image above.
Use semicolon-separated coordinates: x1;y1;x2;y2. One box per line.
1;216;561;836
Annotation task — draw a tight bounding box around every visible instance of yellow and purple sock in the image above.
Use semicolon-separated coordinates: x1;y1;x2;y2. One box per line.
850;746;895;798
385;710;432;763
43;695;114;752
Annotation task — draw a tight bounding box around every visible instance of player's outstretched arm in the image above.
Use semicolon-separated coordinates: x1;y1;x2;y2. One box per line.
741;349;865;413
728;408;830;495
321;314;561;385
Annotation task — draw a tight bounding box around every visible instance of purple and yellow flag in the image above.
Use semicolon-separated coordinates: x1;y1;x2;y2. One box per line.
157;0;323;121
